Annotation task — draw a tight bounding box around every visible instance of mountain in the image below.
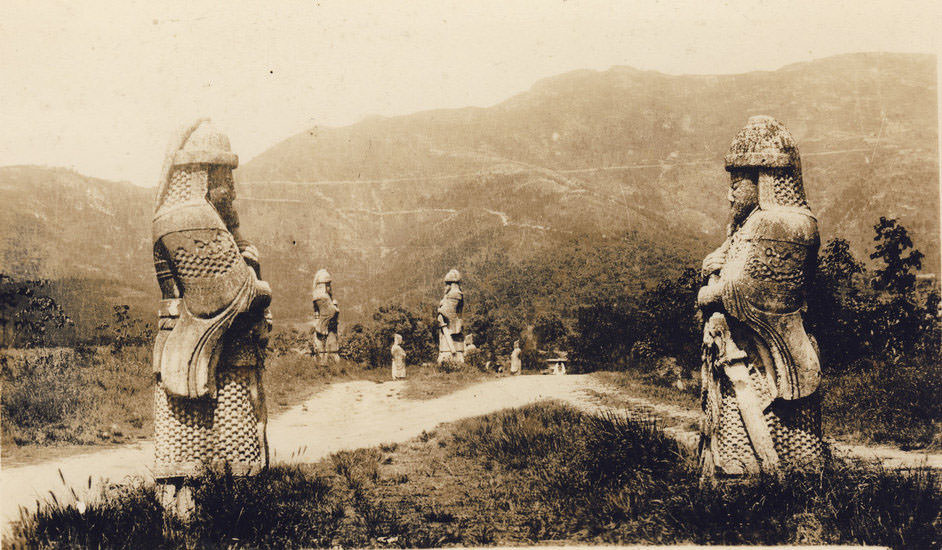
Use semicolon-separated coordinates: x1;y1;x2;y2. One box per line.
237;52;939;318
1;52;938;333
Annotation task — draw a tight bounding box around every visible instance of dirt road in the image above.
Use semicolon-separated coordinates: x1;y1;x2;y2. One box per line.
1;374;609;534
3;373;939;536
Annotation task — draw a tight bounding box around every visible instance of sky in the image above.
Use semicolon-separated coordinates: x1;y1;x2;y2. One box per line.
2;0;940;187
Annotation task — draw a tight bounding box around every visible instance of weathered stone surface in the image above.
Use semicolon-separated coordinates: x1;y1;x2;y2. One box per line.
311;268;340;364
509;340;522;375
152;119;271;515
391;333;407;380
437;269;465;364
697;116;823;480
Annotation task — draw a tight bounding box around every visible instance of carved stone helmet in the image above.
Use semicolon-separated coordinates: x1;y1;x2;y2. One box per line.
394;333;403;345
444;269;462;284
514;340;520;349
725;116;810;212
156;119;239;213
173;120;239;169
314;269;332;285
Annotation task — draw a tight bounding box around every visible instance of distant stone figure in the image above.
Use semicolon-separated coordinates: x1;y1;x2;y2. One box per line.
152;119;271;517
697;116;823;480
509;340;522;375
391;333;407;380
437;269;464;364
464;334;477;354
311;269;340;364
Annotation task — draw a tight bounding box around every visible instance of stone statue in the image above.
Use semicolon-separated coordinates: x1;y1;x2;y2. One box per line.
391;333;407;380
311;269;340;364
463;334;477;354
152;119;271;516
437;269;464;364
697;116;823;480
509;340;522;375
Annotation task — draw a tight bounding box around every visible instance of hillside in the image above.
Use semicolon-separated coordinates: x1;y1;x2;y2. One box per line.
0;52;938;331
236;52;938;321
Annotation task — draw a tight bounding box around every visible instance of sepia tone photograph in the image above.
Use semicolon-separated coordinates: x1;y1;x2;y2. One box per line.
1;1;940;548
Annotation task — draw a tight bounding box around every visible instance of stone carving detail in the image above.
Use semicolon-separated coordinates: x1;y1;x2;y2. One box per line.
391;333;407;380
311;269;340;364
437;269;464;364
152;119;271;516
697;116;823;480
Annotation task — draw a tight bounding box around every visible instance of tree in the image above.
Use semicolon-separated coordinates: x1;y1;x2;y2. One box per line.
0;274;72;348
870;217;924;294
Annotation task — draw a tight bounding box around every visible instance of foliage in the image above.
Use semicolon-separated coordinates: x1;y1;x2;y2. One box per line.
870;216;925;293
339;304;437;368
96;305;153;354
0;274;73;348
14;403;940;548
1;347;153;451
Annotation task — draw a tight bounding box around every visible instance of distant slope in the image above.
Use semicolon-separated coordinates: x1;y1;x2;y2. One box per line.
1;52;938;330
238;52;939;319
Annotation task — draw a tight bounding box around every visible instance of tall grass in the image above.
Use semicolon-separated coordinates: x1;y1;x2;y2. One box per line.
10;403;940;548
2;347;152;452
1;344;388;460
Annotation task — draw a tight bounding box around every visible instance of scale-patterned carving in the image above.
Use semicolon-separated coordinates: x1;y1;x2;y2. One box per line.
162;167;207;208
154;384;215;470
746;243;806;288
172;232;240;279
214;368;262;467
713;374;822;474
769;171;808;209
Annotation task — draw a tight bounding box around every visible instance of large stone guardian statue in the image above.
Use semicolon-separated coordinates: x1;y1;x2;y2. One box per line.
152;119;271;515
311;269;340;364
697;116;823;479
437;269;464;364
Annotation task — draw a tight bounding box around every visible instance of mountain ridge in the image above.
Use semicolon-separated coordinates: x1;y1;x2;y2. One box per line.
1;52;937;332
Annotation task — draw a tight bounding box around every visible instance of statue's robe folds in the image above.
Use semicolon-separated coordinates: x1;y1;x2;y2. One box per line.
312;290;340;360
437;287;464;363
700;208;823;477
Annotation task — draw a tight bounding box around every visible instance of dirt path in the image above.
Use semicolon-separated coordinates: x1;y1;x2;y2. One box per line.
1;374;609;534
3;373;939;536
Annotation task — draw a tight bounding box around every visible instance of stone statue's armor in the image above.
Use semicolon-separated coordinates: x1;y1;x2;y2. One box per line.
698;116;823;478
311;269;340;364
152;120;270;486
437;269;464;363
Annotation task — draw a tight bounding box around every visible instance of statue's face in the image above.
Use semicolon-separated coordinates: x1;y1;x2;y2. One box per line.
728;169;758;225
207;166;236;218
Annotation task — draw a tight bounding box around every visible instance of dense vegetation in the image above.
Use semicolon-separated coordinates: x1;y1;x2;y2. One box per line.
2;215;939;452
11;403;939;549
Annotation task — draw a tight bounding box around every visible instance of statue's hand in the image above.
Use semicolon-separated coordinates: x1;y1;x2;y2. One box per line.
251;279;272;312
697;283;722;310
241;245;261;274
701;248;726;278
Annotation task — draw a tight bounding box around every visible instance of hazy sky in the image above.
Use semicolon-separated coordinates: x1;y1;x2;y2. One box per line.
2;0;939;186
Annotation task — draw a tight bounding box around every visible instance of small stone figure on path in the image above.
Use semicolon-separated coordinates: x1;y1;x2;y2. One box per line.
509;340;522;375
152;119;271;518
697;116;823;480
311;269;340;364
437;269;464;364
391;333;407;380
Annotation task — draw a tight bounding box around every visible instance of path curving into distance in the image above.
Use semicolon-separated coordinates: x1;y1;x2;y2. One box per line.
2;373;939;536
